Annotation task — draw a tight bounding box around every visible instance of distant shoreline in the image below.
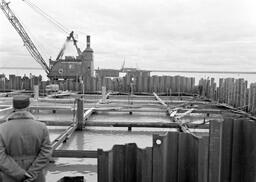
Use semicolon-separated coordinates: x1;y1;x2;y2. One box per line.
150;70;256;74
0;67;256;75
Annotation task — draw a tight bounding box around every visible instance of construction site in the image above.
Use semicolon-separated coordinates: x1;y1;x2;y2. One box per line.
0;0;256;182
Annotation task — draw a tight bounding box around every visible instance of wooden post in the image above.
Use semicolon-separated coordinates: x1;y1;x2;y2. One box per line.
124;143;138;182
143;76;149;93
198;136;209;182
111;145;125;182
92;77;96;92
97;149;109;182
208;120;223;182
219;78;223;103
102;86;107;103
152;134;164;182
171;76;176;92
165;76;171;95
231;118;256;182
159;76;165;93
34;85;39;100
148;76;154;92
138;75;143;93
76;99;84;131
162;132;179;182
220;118;233;182
177;133;198;182
136;147;152;182
33;85;39;113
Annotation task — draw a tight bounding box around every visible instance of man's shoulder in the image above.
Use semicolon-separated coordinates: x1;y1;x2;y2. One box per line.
0;121;8;130
30;119;47;128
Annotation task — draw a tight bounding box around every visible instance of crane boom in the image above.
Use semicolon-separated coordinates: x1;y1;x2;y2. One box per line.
0;0;50;74
56;31;81;61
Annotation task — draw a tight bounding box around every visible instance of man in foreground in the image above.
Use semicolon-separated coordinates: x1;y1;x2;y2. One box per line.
0;95;52;182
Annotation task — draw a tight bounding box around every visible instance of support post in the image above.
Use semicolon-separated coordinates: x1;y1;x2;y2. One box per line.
33;85;39;113
208;120;223;182
34;85;39;100
102;86;106;103
76;98;84;131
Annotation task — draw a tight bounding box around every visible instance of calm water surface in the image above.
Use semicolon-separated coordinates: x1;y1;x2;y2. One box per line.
46;111;176;182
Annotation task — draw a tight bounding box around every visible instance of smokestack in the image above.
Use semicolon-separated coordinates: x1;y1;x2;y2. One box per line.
87;35;90;48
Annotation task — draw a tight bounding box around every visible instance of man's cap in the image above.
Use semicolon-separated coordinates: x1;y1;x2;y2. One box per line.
13;95;30;109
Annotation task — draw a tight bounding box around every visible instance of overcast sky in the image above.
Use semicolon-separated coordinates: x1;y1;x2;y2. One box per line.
1;0;256;75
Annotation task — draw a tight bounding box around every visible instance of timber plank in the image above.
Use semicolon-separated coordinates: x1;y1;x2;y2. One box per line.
152;134;164;182
220;118;234;182
97;149;109;182
208;120;223;182
52;150;97;158
163;132;179;182
198;136;209;182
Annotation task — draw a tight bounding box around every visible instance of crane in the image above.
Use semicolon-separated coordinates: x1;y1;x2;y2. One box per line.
0;0;50;74
56;31;81;61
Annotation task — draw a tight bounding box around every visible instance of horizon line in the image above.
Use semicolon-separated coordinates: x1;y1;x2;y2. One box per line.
0;67;256;74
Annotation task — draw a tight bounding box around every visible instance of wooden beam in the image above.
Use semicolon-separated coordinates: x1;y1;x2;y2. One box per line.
0;106;13;115
153;92;168;107
175;108;194;124
29;105;73;111
52;150;97;158
0;103;222;114
89;99;211;105
153;92;198;133
94;107;222;114
84;108;95;121
85;121;209;129
51;123;77;150
38;120;72;126
38;98;75;103
95;108;164;113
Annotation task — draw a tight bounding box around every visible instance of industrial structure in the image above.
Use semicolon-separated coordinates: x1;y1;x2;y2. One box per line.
48;34;94;80
0;0;94;82
0;0;156;92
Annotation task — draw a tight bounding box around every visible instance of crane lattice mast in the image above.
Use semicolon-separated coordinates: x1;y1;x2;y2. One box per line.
0;0;50;74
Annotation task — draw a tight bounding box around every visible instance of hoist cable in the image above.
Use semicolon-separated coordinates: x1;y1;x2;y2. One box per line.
23;0;69;33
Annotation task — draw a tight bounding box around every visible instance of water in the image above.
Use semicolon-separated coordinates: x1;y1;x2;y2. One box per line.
0;68;244;181
43;110;177;182
0;98;212;181
42;107;213;182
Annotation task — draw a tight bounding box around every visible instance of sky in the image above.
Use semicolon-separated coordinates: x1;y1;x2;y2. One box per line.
1;0;256;77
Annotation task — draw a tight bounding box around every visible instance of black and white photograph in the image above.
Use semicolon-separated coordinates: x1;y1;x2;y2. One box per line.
0;0;255;181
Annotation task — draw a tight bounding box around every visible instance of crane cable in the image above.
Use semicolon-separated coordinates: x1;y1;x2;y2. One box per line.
23;0;69;34
24;0;68;33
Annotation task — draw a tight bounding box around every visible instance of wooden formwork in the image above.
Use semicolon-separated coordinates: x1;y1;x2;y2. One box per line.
0;73;200;97
97;132;200;182
208;118;256;182
199;77;256;115
97;118;256;182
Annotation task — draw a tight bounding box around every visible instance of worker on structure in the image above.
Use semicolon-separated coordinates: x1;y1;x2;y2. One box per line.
0;95;52;182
